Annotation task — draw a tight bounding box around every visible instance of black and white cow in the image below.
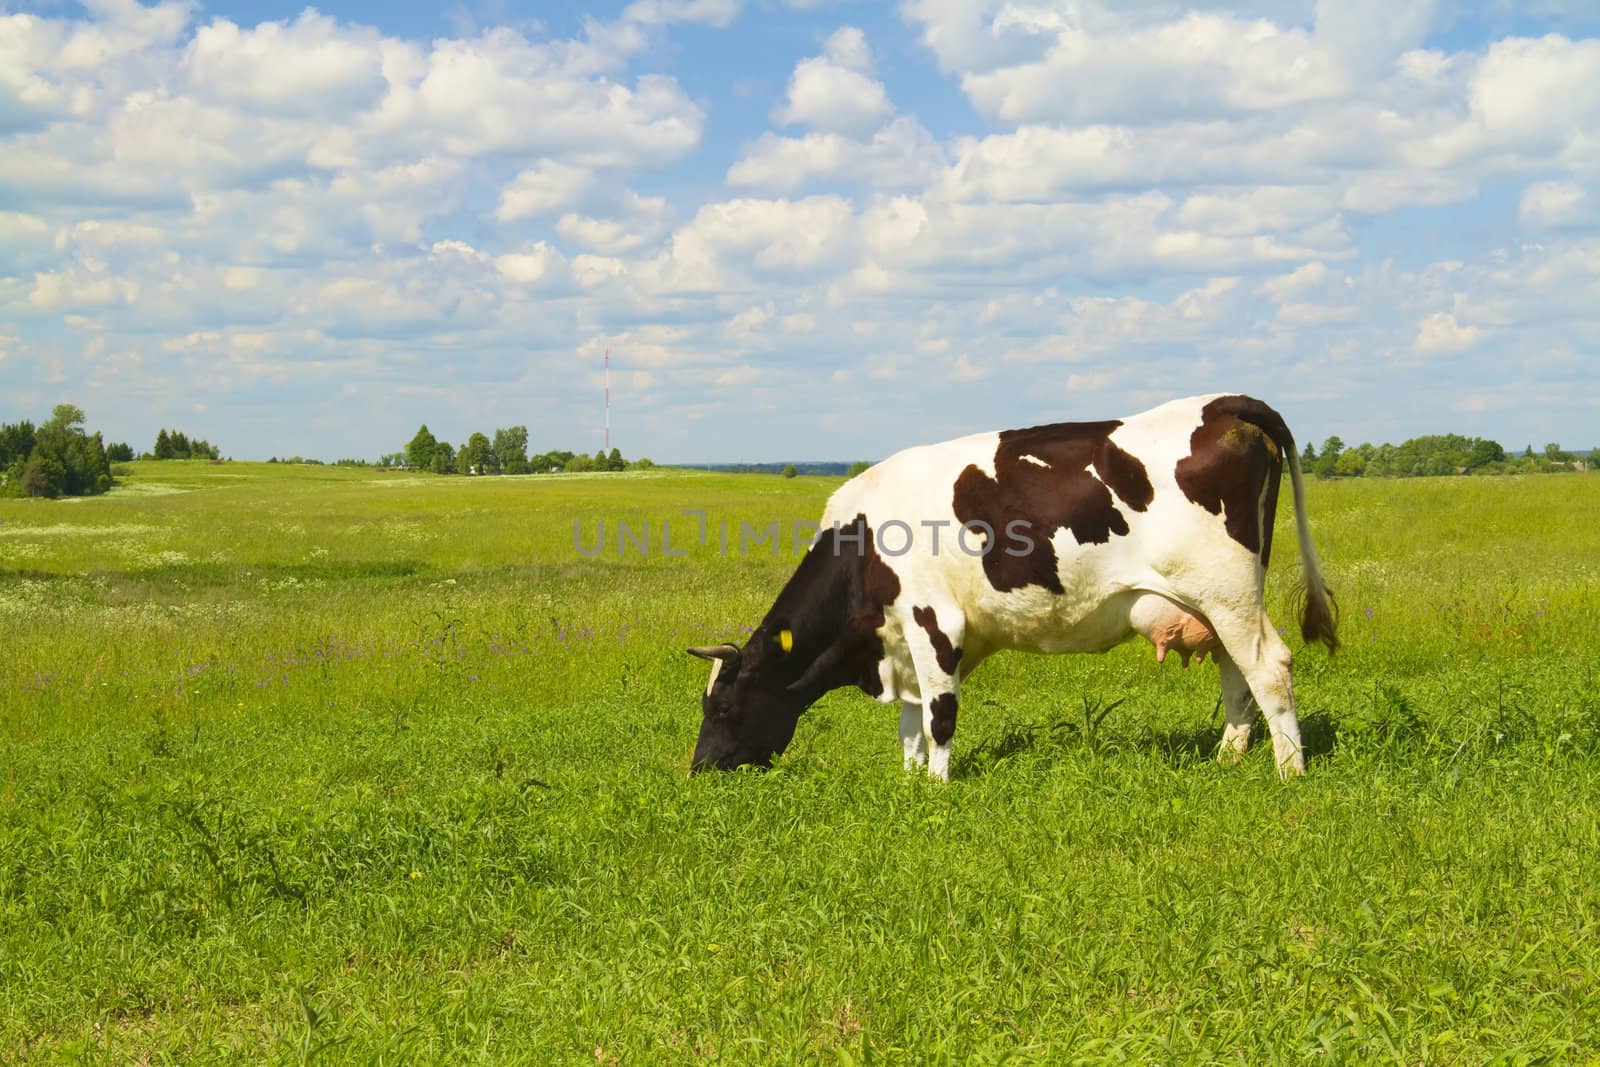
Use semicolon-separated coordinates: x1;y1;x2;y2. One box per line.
689;394;1338;779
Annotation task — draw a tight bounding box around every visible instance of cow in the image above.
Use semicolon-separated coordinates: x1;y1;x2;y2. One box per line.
688;394;1338;779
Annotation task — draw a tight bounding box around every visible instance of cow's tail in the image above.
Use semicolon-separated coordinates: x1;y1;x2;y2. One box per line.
1279;436;1340;655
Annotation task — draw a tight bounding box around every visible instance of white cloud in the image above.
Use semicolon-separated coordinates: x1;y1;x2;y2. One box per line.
1465;35;1600;158
622;0;742;28
1312;0;1439;75
497;161;595;222
727;117;944;191
27;267;140;311
341;35;704;166
955;10;1346;125
775;27;893;136
555;193;674;254
1414;311;1483;354
1260;261;1334;302
657;195;858;287
495;243;570;286
0;211;53;265
1519;180;1595;231
184;12;387;115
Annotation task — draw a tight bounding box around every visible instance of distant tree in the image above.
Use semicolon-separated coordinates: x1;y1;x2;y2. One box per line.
106;442;133;462
781;464;798;479
493;425;530;474
846;461;871;478
1335;449;1367;477
1466;438;1506;472
377;452;407;468
3;405;111;497
20;456;56;497
431;441;457;475
1314;436;1344;479
564;453;597;473
462;432;497;475
593;449;607;469
627;457;656;471
154;428;174;460
406;425;437;471
1366;443;1400;478
0;421;37;473
531;450;573;472
1544;442;1570;462
607;447;625;472
1301;441;1317;465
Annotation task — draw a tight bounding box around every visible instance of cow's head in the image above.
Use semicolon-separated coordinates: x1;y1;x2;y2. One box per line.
686;515;902;773
688;628;810;771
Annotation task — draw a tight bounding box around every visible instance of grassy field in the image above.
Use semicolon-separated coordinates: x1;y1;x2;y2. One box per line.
3;460;1599;1063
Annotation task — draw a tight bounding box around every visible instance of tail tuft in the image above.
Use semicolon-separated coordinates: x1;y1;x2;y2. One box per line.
1297;580;1340;655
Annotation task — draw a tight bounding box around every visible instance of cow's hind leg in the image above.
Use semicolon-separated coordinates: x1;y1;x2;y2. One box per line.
1209;613;1304;777
900;701;929;770
1214;650;1255;765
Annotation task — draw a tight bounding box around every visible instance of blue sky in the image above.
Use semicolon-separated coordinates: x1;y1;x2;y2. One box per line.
2;0;1597;462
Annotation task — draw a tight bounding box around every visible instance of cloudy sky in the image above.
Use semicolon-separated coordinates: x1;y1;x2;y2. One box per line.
2;0;1598;462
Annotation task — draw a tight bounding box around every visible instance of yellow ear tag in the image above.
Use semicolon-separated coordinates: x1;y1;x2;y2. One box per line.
779;629;793;653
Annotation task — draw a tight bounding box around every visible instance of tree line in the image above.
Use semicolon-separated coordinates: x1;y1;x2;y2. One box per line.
151;428;221;460
389;425;656;475
0;405;115;498
1304;434;1596;478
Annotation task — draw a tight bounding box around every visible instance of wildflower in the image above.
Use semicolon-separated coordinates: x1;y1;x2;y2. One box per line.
410;870;421;879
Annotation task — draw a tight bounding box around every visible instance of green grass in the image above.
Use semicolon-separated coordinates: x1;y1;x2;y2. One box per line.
3;461;1599;1063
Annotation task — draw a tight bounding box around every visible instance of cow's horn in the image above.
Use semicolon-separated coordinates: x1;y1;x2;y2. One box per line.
687;643;741;663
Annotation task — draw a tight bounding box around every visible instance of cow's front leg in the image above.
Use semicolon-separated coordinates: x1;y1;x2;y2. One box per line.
907;603;965;781
923;691;959;780
900;701;929;769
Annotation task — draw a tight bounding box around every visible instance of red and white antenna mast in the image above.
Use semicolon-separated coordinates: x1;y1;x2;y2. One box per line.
604;347;611;453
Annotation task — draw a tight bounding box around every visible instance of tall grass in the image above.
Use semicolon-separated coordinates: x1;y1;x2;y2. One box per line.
3;462;1598;1062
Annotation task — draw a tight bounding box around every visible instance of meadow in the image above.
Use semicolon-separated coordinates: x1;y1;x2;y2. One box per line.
2;460;1598;1063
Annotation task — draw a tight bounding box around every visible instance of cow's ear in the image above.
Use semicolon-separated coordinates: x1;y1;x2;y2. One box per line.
687;643;741;664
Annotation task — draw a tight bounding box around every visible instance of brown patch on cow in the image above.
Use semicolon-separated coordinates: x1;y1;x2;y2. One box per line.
855;517;901;696
912;605;962;674
859;523;901;625
1173;395;1292;555
952;420;1149;594
816;516;900;698
1095;438;1154;513
928;693;958;745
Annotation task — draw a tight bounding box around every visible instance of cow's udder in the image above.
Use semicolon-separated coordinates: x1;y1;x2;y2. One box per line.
1128;593;1220;667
